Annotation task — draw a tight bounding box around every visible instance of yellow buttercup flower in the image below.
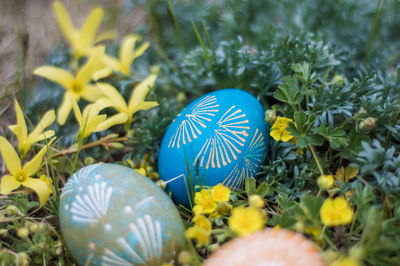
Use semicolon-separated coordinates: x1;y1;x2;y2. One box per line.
52;1;116;58
70;97;127;140
0;136;53;206
192;215;212;232
185;226;210;247
335;165;359;183
94;34;150;79
320;197;354;226
228;206;266;236
270;117;294;142
8;100;55;157
317;174;335;190
194;189;217;214
34;46;106;125
97;74;159;128
211;184;231;202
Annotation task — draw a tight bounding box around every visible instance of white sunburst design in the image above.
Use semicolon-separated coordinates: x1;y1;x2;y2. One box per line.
222;128;266;189
193;106;250;169
101;215;163;266
61;164;102;198
70;181;112;224
168;95;219;148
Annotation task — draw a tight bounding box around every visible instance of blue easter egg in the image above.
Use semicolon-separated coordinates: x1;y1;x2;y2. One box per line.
59;164;186;266
158;89;269;207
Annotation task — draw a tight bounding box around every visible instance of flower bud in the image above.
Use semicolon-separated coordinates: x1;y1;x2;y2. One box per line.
360;117;376;131
265;110;277;124
17;227;29;239
16;252;29;266
5;205;24;216
84;156;95;165
178;251;192;265
294;221;305;232
330;75;344;86
29;223;39;234
317;175;334;190
177;92;187;103
0;229;8;238
249;195;264;208
108;142;124;150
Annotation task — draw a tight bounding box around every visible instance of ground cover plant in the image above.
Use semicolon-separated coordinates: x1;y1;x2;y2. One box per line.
0;0;400;265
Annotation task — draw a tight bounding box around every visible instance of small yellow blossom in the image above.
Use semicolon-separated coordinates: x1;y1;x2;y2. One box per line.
0;136;54;206
97;74;159;129
52;1;116;58
270;117;294;142
317;175;335;190
320;197;354;226
194;189;217;214
9;100;55;157
228;206;266;236
33;47;106;125
185;226;210;247
70;97;126;139
211;184;231;202
305;226;321;238
249;194;264;208
192;215;212;231
94;34;150;79
330;257;359;266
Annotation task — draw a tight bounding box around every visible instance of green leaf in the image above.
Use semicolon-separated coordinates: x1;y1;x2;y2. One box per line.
274;76;303;106
312;124;348;149
245;177;256;195
255;181;270;197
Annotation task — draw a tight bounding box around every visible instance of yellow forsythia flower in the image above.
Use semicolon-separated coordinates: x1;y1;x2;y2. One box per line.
97;74;158;128
317;175;335;190
228;206;266;236
52;1;116;58
185;226;210;247
320;197;354;226
249;194;264;208
270;117;294;142
0;136;54;206
94;34;150;79
9;100;55;157
33;47;106;125
211;184;231;202
194;189;217;214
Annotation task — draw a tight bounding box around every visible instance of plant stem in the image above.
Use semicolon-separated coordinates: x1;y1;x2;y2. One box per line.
168;0;186;54
192;20;214;75
52;136;128;158
346;208;359;245
309;144;324;175
366;0;385;63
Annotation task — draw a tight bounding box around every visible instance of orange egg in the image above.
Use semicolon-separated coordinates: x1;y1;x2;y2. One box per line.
203;228;326;266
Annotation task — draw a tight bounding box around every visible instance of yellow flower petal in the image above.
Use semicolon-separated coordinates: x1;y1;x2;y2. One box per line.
23;177;51;206
28;109;56;140
13;100;28;143
94;30;118;44
33;66;75;91
119;35;140;67
0;136;22;175
92;67;113;81
133;42;150;61
70;97;83;127
81;84;104;102
101;54;120;72
52;1;77;46
344;165;359;181
25;130;55;147
76;46;105;86
228;206;266;236
78;7;104;51
96;113;128;132
57;93;75;125
134;102;159;113
0;175;21;194
280;132;293;142
128;74;157;115
97;83;128;111
270;129;282;141
84;114;107;138
23;140;52;177
211;184;231;202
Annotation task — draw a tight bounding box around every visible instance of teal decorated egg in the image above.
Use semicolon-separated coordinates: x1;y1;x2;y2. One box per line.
59;164;186;266
158;89;269;207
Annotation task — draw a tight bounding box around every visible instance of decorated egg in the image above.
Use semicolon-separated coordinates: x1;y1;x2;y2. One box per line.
203;228;326;266
59;164;186;266
158;89;269;207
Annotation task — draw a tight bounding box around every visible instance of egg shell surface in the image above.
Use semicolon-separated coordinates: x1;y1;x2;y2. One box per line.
59;163;186;266
158;89;269;207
